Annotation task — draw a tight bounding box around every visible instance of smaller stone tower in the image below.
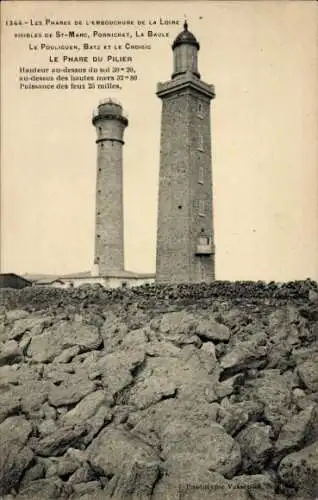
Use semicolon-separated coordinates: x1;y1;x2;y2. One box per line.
92;98;128;276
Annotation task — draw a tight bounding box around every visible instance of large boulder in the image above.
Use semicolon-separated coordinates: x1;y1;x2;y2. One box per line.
0;416;33;495
105;459;160;500
67;462;97;486
220;337;268;376
95;348;145;400
196;317;231;342
215;373;245;399
15;380;54;415
27;320;102;363
297;354;318;392
267;307;302;346
120;327;149;350
32;424;88;457
229;474;277;500
0;340;23;366
83;405;113;446
161;420;241;479
48;375;96;408
8;316;50;341
60;390;110;427
154;469;275;500
54;345;80;364
128;347;219;410
278;440;318;497
45;455;80;479
157;311;202;348
3;362;44;387
99;312;128;354
5;309;29;322
17;477;63;499
20;461;45;488
0;391;21;424
218;400;263;436
145;338;183;358
236;423;273;473
248;370;292;432
70;480;102;497
87;427;160;477
275;405;318;458
0;364;20;387
128;355;186;409
159;311;198;335
153;465;234;500
130;397;220;441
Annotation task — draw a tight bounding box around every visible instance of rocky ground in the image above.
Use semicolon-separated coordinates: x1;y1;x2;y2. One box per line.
0;280;318;499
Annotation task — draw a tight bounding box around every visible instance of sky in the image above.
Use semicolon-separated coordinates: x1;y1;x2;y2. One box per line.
1;0;318;281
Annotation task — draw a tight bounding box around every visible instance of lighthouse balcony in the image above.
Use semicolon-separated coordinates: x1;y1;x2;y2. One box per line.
92;108;128;121
92;98;128;127
92;98;128;119
195;236;213;255
196;244;212;255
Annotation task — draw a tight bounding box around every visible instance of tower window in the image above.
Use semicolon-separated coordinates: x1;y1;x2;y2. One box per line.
199;200;205;216
201;261;205;280
198;167;204;184
98;126;102;133
199;235;209;245
100;143;104;149
197;102;204;118
198;134;204;151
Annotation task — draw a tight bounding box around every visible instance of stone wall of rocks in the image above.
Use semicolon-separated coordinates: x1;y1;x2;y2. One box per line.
1;279;317;313
0;281;317;499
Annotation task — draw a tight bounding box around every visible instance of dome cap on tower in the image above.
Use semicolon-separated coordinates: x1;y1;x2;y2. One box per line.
172;21;200;50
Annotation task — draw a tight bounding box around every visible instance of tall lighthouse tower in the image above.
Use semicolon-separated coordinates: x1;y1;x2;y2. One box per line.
92;98;128;276
156;21;216;283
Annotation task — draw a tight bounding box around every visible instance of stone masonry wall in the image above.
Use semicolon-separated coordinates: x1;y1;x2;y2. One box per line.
95;139;124;274
188;89;214;281
156;92;192;282
156;85;214;283
93;103;127;276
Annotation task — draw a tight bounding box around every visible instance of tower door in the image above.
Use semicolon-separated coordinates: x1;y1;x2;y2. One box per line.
197;257;206;282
